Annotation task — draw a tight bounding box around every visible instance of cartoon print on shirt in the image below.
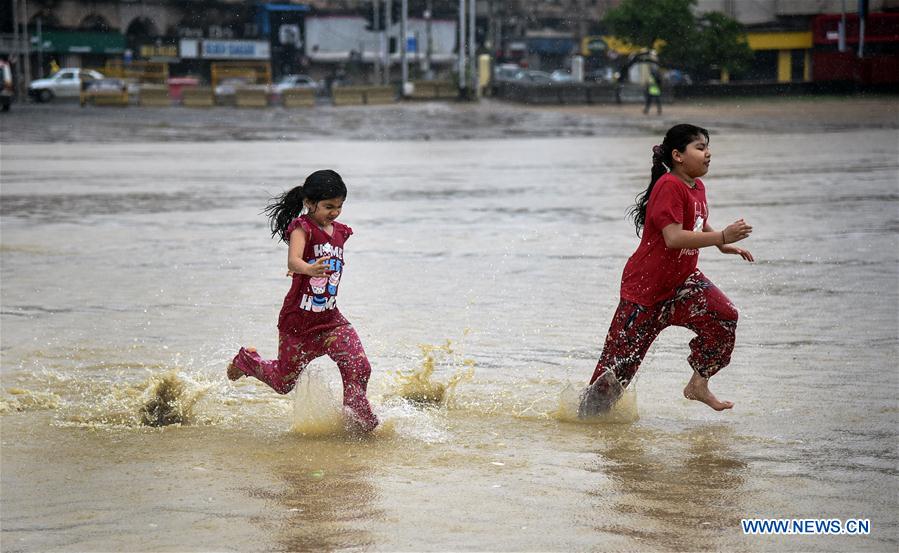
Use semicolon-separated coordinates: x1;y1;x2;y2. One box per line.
298;245;345;313
309;275;328;312
679;200;708;258
328;271;342;294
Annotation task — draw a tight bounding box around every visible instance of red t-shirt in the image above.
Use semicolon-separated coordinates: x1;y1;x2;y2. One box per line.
620;173;709;306
278;215;353;336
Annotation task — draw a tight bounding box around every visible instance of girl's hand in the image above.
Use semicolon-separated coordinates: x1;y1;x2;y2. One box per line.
304;256;332;277
722;219;752;244
719;244;755;262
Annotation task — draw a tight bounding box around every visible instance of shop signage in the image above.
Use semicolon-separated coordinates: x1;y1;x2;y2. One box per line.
202;40;270;59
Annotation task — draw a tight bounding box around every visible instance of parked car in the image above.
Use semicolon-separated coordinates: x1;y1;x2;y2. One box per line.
514;70;553;84
1;59;12;112
493;63;522;83
269;74;319;94
213;77;252;97
585;68;615;83
80;78;128;105
550;70;574;83
28;68;104;102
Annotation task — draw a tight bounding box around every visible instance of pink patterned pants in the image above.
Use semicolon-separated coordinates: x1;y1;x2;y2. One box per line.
232;323;377;430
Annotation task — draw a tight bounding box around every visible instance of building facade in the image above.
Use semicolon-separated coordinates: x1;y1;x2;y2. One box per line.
3;0;897;86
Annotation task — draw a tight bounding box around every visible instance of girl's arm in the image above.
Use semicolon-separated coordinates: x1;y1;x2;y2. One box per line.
287;228;331;276
702;221;754;262
661;219;753;250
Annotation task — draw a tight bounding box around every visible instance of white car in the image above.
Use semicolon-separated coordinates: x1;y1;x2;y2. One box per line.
269;74;319;94
28;68;104;102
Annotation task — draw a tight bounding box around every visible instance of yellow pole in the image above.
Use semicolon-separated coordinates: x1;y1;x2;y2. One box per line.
777;49;791;82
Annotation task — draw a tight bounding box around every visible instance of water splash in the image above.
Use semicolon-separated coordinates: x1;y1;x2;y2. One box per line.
139;371;206;427
290;368;345;437
58;369;213;429
388;340;475;407
0;388;61;413
552;382;639;424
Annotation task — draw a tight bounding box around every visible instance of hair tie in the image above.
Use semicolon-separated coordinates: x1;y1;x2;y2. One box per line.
651;144;666;167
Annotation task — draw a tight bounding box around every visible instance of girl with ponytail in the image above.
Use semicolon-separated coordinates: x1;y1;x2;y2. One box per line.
228;169;379;432
580;124;754;417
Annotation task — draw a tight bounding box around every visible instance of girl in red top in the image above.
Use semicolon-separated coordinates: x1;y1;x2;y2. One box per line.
579;124;754;417
228;169;378;432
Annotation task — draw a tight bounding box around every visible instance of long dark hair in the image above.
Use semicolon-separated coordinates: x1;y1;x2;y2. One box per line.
627;123;710;236
264;169;347;242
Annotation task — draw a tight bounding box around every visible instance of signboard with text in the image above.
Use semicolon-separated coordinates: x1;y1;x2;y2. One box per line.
180;39;270;60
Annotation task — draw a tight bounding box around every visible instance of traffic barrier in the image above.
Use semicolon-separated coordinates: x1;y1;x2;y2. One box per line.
410;80;456;100
364;85;396;105
182;87;215;107
91;91;130;107
332;86;366;106
139;85;171;107
434;81;457;99
282;88;316;108
235;87;268;108
493;81;632;105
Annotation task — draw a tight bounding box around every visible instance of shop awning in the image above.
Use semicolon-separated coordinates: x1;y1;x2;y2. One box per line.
527;37;577;56
31;31;126;54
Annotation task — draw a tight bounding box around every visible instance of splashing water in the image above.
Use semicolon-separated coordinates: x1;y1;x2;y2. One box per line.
291;368;346;437
0;388;61;413
388;340;475;407
139;371;207;427
553;381;639;424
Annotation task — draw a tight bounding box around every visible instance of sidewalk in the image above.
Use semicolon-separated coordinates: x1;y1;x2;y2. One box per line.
2;96;896;143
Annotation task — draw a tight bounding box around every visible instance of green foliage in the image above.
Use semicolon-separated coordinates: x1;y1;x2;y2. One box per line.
603;0;697;50
693;12;755;76
603;0;753;80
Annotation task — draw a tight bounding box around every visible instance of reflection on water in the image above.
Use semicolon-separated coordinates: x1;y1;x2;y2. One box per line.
592;425;747;550
249;439;383;552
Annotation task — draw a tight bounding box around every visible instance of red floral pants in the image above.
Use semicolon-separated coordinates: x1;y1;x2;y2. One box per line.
589;271;739;388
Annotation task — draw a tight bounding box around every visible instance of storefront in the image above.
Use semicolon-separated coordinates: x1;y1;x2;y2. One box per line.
255;3;311;79
812;12;899;85
744;31;813;83
31;30;125;73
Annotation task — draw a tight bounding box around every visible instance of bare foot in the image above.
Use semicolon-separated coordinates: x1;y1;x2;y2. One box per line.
227;347;256;381
683;371;734;411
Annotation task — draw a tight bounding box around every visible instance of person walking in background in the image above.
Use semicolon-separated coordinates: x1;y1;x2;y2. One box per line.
228;169;379;432
579;124;754;417
643;69;663;115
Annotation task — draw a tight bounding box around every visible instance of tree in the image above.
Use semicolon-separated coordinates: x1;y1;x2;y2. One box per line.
603;0;697;52
692;12;754;78
602;0;753;80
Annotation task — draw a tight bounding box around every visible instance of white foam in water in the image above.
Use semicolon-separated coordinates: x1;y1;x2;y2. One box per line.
291;368;345;436
555;382;639;424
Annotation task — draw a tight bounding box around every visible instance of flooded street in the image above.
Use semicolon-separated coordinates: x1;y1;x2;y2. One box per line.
1;98;898;551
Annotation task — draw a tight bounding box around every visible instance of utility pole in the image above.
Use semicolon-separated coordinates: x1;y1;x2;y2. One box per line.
385;0;392;84
13;0;32;100
458;0;466;95
12;0;21;99
400;0;408;95
468;0;476;97
373;0;382;83
424;0;433;79
21;0;31;89
838;0;847;52
858;0;868;58
36;16;43;78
